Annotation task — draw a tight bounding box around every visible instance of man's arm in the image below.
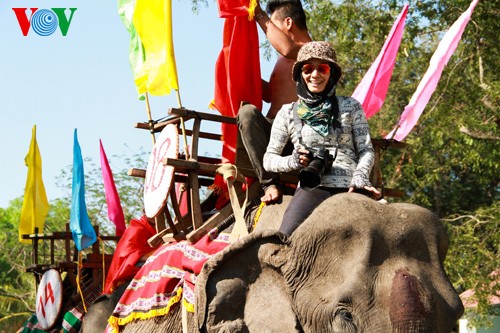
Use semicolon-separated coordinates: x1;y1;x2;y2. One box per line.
254;6;302;60
261;79;271;103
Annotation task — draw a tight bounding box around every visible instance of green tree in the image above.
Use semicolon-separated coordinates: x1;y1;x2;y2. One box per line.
0;200;34;330
0;149;148;330
0;198;71;330
54;146;147;235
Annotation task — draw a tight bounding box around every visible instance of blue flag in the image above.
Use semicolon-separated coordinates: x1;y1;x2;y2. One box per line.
70;129;96;251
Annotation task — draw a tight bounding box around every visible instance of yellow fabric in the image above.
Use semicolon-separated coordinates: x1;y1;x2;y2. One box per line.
107;286;184;333
132;0;179;96
248;0;257;20
117;0;146;99
19;125;49;243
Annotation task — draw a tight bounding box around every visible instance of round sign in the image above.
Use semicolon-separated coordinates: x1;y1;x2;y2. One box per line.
35;269;63;330
144;124;179;218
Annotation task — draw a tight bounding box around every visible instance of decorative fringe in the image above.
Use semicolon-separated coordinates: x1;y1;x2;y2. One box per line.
183;298;195;313
107;286;184;333
208;183;224;195
210;181;230;201
248;0;257;20
252;201;266;231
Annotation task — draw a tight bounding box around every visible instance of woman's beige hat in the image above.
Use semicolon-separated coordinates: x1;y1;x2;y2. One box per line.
292;41;342;84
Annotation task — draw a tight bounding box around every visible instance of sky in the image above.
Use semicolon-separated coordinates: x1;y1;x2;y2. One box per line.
0;0;276;207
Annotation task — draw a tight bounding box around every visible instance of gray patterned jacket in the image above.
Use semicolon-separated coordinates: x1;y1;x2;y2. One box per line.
263;96;375;189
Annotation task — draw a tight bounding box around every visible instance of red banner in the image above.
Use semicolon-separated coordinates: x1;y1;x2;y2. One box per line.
211;0;262;207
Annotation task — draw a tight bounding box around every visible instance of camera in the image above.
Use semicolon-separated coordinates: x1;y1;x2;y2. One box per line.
299;147;334;188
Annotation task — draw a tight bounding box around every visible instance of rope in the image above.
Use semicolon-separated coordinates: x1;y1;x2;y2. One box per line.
144;93;156;145
99;236;106;294
251;201;266;231
179;117;190;160
213;198;260;234
76;252;88;313
174;89;190;160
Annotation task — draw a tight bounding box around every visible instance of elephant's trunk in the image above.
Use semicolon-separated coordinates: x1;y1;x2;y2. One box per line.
389;269;432;333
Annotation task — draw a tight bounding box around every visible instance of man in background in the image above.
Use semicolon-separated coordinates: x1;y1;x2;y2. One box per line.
237;0;312;203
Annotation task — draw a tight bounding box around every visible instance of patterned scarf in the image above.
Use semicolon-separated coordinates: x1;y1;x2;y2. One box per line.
296;74;337;136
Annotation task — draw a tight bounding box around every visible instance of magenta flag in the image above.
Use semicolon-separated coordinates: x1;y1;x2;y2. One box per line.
99;140;126;236
352;4;408;119
386;0;479;141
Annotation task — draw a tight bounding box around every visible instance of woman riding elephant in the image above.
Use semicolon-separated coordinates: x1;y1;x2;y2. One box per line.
82;42;464;333
263;41;381;235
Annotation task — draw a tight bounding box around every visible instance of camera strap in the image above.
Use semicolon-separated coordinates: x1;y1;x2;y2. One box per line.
292;101;304;145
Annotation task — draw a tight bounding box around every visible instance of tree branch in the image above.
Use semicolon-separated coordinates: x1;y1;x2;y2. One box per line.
459;126;500;141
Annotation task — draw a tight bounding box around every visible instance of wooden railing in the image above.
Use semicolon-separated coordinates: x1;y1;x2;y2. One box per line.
22;223;120;288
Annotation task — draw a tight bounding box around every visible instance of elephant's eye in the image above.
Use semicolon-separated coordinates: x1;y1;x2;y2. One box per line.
337;308;353;321
332;308;356;332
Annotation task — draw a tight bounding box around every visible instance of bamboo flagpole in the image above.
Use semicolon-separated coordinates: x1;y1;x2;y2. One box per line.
144;93;156;145
174;89;191;160
132;0;190;159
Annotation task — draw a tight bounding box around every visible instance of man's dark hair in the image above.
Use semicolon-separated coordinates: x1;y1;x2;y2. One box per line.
266;0;308;31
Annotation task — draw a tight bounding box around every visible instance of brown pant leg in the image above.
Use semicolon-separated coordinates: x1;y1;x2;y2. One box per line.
236;104;279;188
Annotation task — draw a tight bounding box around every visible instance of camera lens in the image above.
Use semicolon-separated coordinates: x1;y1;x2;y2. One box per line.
299;158;325;188
298;147;335;188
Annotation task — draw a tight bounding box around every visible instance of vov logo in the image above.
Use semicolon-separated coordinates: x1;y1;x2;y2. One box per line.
13;8;77;37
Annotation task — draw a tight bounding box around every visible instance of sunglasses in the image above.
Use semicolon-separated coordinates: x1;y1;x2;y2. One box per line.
301;63;331;75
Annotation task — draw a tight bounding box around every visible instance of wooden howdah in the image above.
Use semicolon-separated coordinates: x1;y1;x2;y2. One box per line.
21;106;406;311
132;107;406;244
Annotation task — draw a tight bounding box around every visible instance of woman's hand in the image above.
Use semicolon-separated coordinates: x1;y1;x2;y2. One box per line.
297;148;311;167
349;170;382;199
348;185;382;199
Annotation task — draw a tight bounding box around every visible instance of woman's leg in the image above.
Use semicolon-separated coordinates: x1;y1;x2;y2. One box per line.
279;187;333;236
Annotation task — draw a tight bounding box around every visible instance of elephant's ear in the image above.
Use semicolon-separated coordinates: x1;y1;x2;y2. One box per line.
196;229;301;332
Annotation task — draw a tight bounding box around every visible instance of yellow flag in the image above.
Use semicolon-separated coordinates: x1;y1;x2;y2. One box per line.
132;0;179;95
19;125;49;243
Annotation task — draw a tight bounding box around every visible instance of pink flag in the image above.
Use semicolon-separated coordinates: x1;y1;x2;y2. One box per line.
352;4;408;119
99;140;126;236
386;0;479;141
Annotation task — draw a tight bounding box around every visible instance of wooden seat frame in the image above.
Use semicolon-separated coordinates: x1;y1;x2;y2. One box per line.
132;107;406;245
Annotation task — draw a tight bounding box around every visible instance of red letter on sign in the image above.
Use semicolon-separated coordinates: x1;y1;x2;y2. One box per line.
45;283;55;305
38;296;46;317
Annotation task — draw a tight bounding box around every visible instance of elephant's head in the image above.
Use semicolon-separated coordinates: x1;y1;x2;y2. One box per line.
196;193;463;332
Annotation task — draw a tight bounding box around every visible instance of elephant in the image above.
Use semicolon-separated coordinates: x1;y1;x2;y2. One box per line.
82;193;464;332
80;283;129;333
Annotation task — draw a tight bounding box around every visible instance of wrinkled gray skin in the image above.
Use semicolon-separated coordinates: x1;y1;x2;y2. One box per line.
83;193;464;332
80;283;128;333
